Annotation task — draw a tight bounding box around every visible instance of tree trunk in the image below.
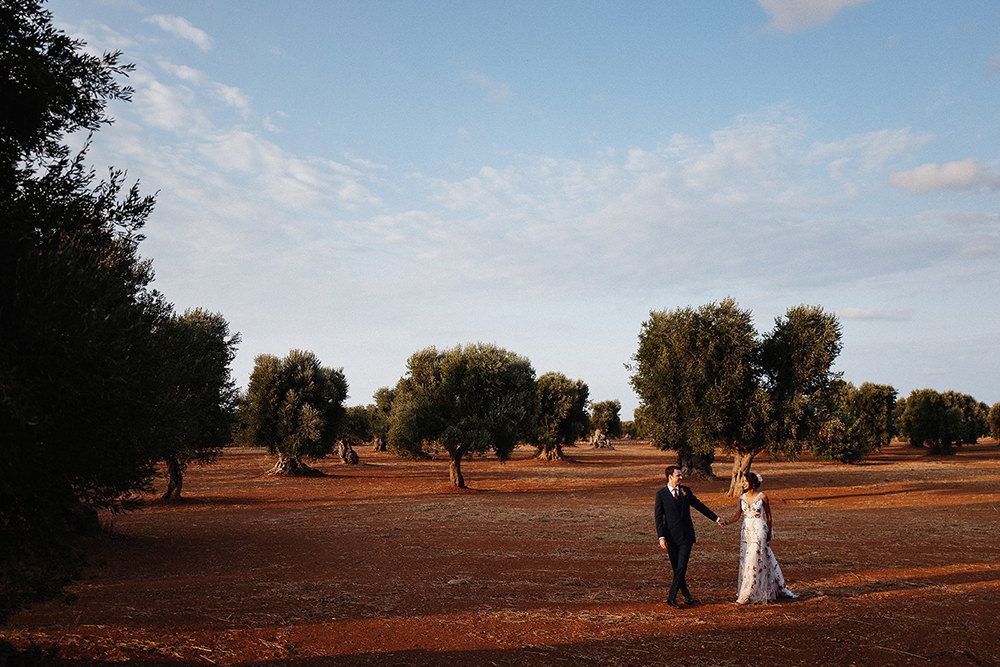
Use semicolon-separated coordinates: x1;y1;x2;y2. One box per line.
448;452;466;488
337;440;360;464
536;444;565;461
267;453;324;476
372;437;386;452
677;448;714;479
727;450;757;496
162;456;183;500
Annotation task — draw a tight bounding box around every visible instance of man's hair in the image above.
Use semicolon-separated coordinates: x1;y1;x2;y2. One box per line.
664;465;679;479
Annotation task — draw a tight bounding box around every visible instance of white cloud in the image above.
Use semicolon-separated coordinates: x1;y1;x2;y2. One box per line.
144;14;212;51
159;60;204;83
758;0;868;33
131;71;207;132
212;83;250;112
463;70;511;103
890;159;1000;193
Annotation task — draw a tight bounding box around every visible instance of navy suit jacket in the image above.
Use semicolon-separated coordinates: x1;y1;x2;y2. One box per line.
654;485;719;546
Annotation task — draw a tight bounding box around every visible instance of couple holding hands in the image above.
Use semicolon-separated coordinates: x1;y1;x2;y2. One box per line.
654;465;798;607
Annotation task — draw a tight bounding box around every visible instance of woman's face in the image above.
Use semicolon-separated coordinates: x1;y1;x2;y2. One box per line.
742;477;751;492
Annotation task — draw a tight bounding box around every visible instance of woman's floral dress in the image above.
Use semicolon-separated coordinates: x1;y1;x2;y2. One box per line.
736;493;797;604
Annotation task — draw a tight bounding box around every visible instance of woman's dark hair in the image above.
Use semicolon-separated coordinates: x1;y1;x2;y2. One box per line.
745;472;761;490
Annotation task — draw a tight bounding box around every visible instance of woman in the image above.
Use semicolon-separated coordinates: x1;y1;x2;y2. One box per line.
719;472;797;604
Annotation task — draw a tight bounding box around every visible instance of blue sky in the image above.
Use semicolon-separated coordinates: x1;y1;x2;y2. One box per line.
51;0;1000;415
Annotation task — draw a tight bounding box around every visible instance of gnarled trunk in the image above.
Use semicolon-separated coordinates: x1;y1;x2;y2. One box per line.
448;451;466;488
728;450;757;496
337;440;360;464
371;437;387;452
536;443;565;461
677;448;714;479
162;456;183;500
267;453;324;476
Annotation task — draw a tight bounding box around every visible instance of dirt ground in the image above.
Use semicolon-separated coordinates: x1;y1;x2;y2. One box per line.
3;440;999;666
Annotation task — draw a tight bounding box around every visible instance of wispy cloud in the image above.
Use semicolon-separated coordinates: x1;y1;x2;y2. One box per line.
144;14;212;51
463;70;511;103
890;159;1000;193
758;0;868;33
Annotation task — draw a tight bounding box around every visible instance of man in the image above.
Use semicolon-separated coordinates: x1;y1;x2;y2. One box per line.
654;465;722;608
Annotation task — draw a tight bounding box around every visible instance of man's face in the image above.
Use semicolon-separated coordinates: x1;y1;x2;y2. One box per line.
670;469;683;486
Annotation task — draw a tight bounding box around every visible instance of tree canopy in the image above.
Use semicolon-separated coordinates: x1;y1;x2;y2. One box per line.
812;382;897;463
589;400;622;438
533;372;589;461
153;309;240;498
239;350;349;475
631;299;842;494
387;343;535;487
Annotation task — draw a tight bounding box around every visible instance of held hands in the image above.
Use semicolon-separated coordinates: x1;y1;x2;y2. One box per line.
716;517;726;528
658;537;667;551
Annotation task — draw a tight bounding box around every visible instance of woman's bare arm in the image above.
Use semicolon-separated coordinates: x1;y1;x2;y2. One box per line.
762;493;773;539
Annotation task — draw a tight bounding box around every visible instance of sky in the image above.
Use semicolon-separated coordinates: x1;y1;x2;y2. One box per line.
49;0;1000;416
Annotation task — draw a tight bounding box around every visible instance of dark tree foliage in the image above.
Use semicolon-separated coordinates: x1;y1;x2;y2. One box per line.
533;372;589;461
941;391;988;445
898;389;964;455
812;382;897;463
988;402;1000;441
631;299;842;495
238;350;349;475
589;400;622;438
154;309;240;499
341;405;375;446
387;344;535;488
0;1;172;623
369;387;395;451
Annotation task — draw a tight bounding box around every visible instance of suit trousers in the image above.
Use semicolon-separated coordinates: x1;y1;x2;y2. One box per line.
667;541;693;602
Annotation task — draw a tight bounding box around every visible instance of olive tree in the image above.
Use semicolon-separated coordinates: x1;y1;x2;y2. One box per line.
239;350;348;475
589;400;622;438
154;309;240;498
533;372;589;461
631;299;842;494
898;389;964;454
989;402;1000;441
387;344;535;487
1;0;169;622
941;391;988;445
812;382;897;463
369;387;395;452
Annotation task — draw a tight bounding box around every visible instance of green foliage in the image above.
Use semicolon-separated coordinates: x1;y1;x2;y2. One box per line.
153;309;240;497
239;350;348;467
370;387;396;445
630;299;842;493
533;372;589;459
387;343;536;486
342;405;375;445
989;402;1000;440
813;382;897;463
1;1;166;622
941;391;988;445
898;389;964;455
589;400;622;438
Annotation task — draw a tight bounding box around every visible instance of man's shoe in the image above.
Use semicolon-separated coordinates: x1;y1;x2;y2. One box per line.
684;597;699;606
667;599;681;609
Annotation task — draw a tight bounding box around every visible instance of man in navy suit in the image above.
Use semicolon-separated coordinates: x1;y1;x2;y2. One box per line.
654;465;722;608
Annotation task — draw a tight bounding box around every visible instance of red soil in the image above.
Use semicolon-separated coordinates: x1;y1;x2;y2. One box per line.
3;441;999;665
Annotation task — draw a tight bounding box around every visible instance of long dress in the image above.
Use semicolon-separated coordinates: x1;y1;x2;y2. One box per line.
736;493;797;604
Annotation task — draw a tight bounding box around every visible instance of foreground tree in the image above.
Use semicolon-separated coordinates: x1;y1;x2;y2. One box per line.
631;299;842;494
898;389;964;455
387;344;535;487
154;309;240;498
812;382;897;463
590;400;623;438
239;350;348;475
1;1;168;623
533;372;589;461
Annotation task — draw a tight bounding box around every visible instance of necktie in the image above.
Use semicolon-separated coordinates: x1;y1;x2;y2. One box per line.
673;487;679;500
